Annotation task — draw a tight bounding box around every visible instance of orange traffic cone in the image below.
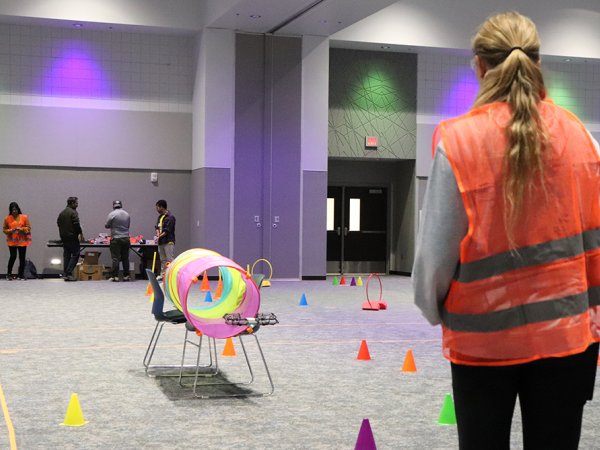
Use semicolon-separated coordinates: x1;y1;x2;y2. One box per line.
222;337;236;356
145;281;152;296
200;271;210;292
356;340;371;360
214;275;223;300
401;349;417;372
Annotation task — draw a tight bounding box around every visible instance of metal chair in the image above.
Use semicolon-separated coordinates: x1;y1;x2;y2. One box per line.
180;273;279;398
142;269;187;376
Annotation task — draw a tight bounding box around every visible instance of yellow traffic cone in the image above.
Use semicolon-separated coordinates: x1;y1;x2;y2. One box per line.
60;393;88;427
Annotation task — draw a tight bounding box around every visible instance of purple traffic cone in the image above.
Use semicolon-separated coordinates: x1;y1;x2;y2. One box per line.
355;418;377;449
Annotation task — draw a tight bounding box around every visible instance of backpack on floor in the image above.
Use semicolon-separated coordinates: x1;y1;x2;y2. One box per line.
24;259;38;279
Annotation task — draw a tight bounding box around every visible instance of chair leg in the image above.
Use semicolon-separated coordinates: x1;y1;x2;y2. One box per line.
179;329;218;387
143;322;165;376
237;335;255;385
144;322;204;378
248;333;275;396
192;333;274;398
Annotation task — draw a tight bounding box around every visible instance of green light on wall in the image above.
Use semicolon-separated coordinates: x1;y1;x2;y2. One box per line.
546;79;580;117
350;67;401;112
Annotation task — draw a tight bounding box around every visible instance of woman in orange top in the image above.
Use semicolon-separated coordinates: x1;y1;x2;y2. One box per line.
3;202;32;280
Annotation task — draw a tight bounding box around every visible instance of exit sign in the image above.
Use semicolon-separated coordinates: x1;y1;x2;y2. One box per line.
365;136;378;148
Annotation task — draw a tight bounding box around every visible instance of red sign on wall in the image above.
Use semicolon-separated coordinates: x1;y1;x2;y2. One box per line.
365;136;378;148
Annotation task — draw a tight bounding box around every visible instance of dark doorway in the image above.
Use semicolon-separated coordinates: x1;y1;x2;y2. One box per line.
326;186;387;274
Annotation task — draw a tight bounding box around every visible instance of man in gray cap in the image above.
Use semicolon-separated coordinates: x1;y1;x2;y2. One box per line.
105;200;131;281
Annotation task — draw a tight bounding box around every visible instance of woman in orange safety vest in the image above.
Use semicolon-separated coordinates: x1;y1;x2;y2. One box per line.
413;11;600;450
3;202;32;280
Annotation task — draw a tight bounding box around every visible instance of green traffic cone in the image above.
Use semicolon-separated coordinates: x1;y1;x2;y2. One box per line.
437;393;457;425
332;276;339;285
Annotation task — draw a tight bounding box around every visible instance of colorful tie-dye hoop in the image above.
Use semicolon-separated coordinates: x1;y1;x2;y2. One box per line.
164;248;260;338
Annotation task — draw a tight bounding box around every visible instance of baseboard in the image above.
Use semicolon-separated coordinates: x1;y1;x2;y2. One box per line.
302;275;327;280
389;270;411;277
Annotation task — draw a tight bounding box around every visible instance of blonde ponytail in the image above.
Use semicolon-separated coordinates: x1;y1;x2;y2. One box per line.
472;12;547;246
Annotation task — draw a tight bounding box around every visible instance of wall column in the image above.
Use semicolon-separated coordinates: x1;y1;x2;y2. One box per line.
190;28;236;256
300;36;329;278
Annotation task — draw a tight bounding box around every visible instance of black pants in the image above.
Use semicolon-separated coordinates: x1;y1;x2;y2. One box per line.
7;246;27;277
451;343;599;450
62;239;80;276
110;237;130;277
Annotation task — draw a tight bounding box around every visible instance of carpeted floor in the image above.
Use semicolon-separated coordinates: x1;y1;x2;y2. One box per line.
0;276;598;449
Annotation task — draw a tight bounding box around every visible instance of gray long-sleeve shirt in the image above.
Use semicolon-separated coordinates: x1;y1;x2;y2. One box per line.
105;208;131;239
412;144;467;325
413;135;600;326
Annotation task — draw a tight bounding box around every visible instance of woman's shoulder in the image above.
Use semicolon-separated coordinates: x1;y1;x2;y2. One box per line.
439;102;507;133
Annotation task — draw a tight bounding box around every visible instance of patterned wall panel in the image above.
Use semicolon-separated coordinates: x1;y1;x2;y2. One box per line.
329;49;416;159
0;23;194;112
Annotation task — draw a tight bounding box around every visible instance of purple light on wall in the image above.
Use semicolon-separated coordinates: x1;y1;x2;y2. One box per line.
438;66;478;117
42;41;113;98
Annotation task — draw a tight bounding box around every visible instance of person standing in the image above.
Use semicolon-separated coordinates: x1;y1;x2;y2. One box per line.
412;11;599;450
105;200;131;282
57;196;84;282
155;199;175;280
3;202;32;280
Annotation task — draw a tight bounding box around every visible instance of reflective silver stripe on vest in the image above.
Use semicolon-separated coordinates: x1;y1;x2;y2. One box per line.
456;228;600;283
441;287;600;333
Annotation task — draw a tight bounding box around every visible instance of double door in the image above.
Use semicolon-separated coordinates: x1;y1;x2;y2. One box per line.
326;186;387;274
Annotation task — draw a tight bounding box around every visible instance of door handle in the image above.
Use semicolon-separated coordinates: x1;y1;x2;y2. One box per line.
336;227;341;236
344;227;348;236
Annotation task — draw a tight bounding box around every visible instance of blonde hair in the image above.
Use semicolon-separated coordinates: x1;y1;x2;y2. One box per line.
472;11;547;245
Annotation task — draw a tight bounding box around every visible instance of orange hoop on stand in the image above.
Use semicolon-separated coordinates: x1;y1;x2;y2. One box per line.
362;273;388;311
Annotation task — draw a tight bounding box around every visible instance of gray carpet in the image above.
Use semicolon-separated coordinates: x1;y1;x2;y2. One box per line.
0;276;598;449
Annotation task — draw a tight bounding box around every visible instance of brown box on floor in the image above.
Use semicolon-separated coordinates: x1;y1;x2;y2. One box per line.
77;264;105;281
82;251;101;265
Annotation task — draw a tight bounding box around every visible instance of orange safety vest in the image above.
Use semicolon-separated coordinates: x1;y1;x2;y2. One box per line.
3;214;32;247
437;100;600;366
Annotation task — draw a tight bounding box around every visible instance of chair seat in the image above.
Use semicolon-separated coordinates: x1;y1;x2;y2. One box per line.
163;309;186;323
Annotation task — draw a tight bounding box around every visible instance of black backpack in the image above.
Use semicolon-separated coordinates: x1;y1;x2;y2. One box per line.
24;259;38;279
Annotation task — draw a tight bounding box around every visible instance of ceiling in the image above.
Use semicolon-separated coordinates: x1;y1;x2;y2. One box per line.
0;0;399;36
5;1;597;61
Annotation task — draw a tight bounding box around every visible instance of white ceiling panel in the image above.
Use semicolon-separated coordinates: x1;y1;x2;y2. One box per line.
0;0;395;36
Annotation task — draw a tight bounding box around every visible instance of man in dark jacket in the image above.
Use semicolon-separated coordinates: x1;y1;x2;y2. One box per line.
155;199;175;280
57;196;84;281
